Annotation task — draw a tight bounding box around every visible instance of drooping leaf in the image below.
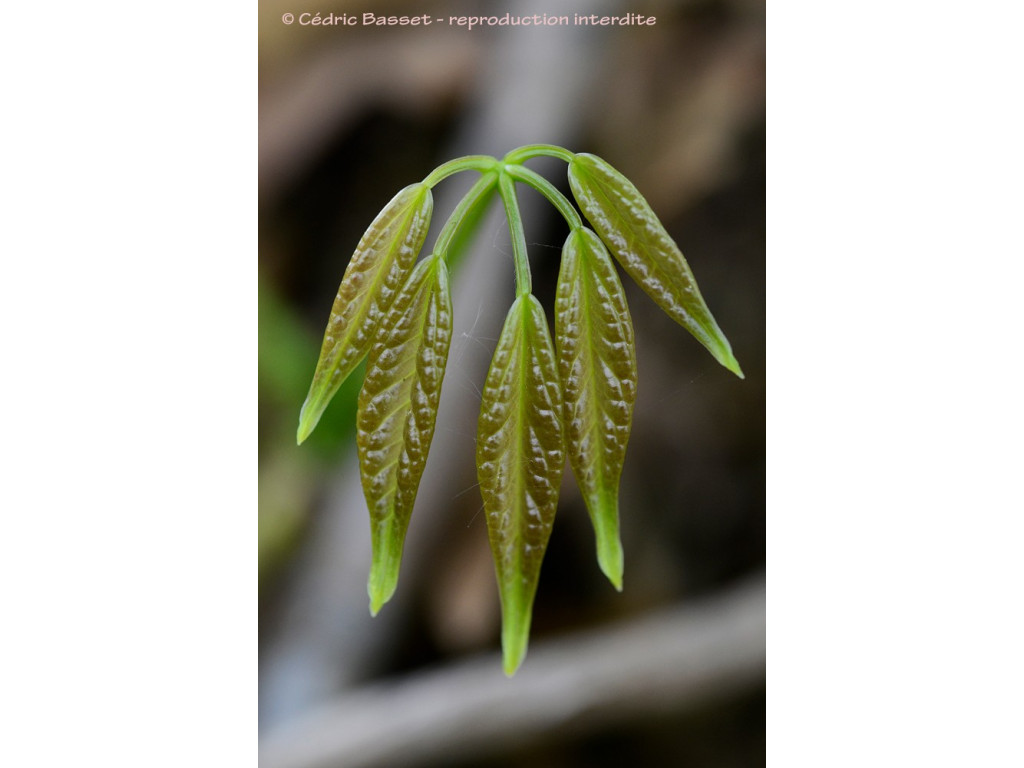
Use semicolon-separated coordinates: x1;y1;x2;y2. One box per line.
555;228;637;590
477;295;565;676
568;153;743;378
297;183;433;444
357;255;453;615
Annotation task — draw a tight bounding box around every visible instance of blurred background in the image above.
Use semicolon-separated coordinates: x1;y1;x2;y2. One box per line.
259;0;764;765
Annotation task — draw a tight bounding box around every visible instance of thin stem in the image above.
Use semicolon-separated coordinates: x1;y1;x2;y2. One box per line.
505;164;583;231
498;171;531;297
433;171;499;259
422;155;498;187
503;144;576;165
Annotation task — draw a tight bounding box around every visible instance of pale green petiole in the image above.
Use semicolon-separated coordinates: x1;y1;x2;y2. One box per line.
503;144;576;164
498;170;532;297
504;163;583;231
422;155;498;187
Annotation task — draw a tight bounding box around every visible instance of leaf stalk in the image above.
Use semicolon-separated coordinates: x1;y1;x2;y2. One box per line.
422;155;498;187
503;144;576;164
498;170;532;297
505;164;583;231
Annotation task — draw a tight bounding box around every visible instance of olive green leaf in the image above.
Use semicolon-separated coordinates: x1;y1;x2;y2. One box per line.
477;294;565;676
357;254;453;616
555;228;637;590
568;153;744;378
297;183;433;444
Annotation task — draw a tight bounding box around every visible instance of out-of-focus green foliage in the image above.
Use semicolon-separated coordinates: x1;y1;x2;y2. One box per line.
259;275;363;585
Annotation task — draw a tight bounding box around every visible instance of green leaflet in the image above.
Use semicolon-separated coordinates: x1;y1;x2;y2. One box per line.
477;295;565;676
568;153;744;379
357;255;453;615
297;183;433;444
555;228;637;590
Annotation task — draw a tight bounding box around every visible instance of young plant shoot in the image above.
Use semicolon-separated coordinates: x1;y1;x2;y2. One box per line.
297;146;743;675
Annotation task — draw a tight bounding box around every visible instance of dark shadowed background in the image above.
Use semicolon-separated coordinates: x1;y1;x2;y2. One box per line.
259;0;764;765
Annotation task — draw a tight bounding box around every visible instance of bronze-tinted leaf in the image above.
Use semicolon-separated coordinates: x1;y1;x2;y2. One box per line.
297;183;433;444
477;295;564;676
357;255;453;615
568;153;743;378
555;228;637;590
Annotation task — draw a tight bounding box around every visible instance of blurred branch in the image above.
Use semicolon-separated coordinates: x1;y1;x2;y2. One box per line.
259;573;765;768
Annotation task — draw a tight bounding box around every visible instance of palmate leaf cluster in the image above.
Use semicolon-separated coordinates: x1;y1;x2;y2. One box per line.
296;146;743;675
